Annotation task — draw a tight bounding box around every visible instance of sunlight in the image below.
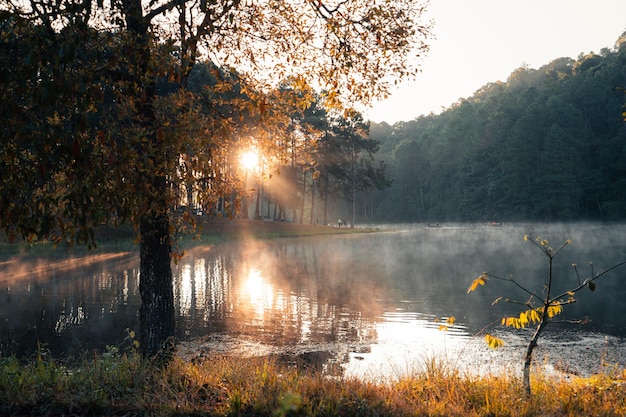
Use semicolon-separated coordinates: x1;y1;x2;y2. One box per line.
240;149;259;172
243;267;274;318
177;263;193;317
193;258;207;312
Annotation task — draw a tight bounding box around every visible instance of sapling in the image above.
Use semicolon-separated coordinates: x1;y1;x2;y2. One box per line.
467;235;626;397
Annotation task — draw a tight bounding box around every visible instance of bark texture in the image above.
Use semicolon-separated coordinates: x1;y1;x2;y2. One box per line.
139;202;175;359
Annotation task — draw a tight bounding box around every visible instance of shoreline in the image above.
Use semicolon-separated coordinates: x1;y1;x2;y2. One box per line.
0;218;378;255
197;218;379;241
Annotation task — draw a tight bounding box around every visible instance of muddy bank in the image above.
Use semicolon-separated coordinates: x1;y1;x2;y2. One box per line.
177;329;626;381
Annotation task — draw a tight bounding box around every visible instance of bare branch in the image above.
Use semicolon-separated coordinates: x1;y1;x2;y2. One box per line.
550;261;626;302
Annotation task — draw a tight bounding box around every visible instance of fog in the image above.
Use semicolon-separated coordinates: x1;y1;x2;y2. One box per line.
1;222;625;377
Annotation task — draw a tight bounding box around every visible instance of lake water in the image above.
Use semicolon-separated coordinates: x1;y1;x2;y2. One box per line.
1;223;625;380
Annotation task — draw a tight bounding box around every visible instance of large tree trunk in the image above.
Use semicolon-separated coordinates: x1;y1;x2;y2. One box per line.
125;0;176;360
139;180;175;359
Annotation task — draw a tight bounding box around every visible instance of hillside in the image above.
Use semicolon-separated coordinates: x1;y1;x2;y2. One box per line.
369;33;626;223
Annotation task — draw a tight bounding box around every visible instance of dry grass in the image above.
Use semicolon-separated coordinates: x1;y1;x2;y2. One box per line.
1;350;625;417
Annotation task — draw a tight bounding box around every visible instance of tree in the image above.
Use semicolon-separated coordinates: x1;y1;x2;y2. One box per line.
1;0;433;358
468;235;626;397
329;110;383;227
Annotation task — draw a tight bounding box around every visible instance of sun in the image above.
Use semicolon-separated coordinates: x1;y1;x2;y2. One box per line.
240;149;259;172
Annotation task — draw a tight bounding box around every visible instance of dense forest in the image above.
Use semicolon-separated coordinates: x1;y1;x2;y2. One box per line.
365;32;626;223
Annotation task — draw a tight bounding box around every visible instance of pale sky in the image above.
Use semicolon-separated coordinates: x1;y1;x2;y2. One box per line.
366;0;626;124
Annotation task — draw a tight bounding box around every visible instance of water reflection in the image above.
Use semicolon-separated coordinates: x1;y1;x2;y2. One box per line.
170;241;382;354
1;223;626;378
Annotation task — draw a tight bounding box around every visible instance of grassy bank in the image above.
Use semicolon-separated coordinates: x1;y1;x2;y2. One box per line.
0;219;378;256
1;350;625;416
184;218;380;246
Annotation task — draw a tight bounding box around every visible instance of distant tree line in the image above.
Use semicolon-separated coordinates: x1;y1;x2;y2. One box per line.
368;32;626;223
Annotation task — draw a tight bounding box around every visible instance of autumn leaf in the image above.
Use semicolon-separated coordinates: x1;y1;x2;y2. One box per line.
547;304;562;318
438;316;456;331
467;273;488;293
485;333;504;349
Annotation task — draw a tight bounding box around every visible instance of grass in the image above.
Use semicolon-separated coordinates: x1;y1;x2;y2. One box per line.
1;349;625;417
187;218;381;244
0;218;378;256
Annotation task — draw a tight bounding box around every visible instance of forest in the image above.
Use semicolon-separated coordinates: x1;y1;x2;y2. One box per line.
365;32;626;224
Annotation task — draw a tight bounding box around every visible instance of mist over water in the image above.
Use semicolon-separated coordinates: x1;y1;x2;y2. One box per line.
1;222;625;378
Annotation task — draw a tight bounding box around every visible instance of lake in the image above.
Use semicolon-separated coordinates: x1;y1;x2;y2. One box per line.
1;223;625;380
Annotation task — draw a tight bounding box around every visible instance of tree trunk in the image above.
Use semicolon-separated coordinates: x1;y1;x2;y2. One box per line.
523;321;545;397
351;177;356;227
139;178;175;360
350;143;356;228
124;0;176;360
299;171;306;224
322;176;329;225
310;178;316;224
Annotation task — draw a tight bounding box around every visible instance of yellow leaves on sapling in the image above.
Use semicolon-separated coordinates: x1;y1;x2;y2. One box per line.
485;333;504;349
546;304;562;318
500;304;563;329
467;273;488;293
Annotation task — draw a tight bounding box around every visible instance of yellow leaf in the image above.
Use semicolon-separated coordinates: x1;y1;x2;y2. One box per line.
547;304;562;318
502;316;524;329
467;274;488;293
446;316;456;325
519;311;529;327
530;309;540;323
485;334;504;349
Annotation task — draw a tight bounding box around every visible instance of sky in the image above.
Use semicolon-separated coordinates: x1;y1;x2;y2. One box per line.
365;0;626;124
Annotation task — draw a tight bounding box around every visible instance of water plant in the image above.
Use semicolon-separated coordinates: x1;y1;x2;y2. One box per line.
468;234;626;396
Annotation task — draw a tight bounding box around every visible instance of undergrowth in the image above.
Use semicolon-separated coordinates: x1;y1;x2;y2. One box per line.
0;350;625;416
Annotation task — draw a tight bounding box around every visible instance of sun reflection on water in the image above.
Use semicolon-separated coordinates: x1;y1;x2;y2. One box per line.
177;263;193;316
241;266;274;321
343;311;471;381
193;258;207;312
